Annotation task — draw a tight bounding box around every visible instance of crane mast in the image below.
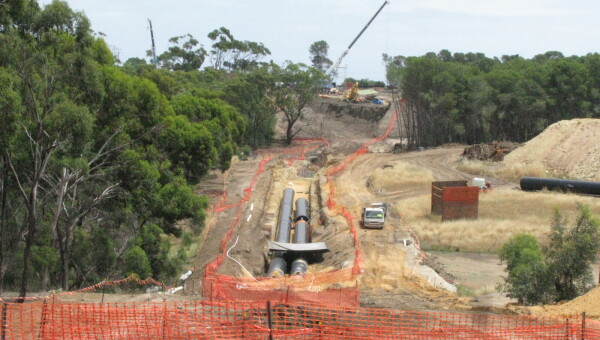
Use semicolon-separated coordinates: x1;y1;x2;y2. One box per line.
326;1;389;79
148;19;158;66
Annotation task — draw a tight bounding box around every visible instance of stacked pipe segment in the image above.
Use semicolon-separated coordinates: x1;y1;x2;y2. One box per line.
266;188;295;277
291;197;310;275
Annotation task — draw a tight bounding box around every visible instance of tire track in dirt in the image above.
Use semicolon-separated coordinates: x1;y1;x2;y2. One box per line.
331;147;491;310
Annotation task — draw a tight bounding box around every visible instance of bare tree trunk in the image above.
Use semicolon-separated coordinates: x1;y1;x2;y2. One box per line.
19;183;38;300
41;265;49;291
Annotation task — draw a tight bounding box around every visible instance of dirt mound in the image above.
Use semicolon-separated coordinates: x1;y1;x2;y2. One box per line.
531;286;600;320
503;119;600;181
309;97;391;123
463;142;521;161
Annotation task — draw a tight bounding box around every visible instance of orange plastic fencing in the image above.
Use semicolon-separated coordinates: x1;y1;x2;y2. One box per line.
0;274;170;303
203;106;401;305
3;299;599;339
324;109;401;277
203;139;361;305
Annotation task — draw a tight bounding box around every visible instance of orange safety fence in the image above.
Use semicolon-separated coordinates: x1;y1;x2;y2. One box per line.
324;109;401;278
203;139;359;304
3;299;599;339
0;274;171;303
203;106;401;305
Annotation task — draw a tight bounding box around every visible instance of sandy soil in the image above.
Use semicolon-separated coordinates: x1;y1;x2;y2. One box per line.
504;118;600;181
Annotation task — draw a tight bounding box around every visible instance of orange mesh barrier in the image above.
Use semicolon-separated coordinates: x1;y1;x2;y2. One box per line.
202;139;362;305
0;274;171;303
324;109;401;277
203;106;401;304
3;299;599;339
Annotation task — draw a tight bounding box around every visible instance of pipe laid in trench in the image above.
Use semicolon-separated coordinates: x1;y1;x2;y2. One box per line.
294;198;309;222
290;221;310;275
520;177;600;196
266;188;295;277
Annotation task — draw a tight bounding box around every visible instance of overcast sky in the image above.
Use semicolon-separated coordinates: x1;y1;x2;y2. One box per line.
39;0;600;81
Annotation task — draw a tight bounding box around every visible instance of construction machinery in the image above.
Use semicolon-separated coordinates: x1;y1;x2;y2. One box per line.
325;1;389;81
344;82;359;102
361;202;388;229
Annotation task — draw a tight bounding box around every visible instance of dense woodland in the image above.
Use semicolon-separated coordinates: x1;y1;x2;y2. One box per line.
384;50;600;147
0;0;324;297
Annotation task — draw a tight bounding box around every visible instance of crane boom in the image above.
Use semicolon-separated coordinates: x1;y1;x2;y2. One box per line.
148;19;158;65
326;1;389;78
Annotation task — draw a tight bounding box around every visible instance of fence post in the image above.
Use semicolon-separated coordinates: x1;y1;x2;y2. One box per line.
1;302;7;340
162;301;168;339
566;318;571;340
581;312;586;340
267;301;273;340
38;298;48;339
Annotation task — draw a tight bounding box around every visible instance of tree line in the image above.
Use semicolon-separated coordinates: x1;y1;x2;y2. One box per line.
384;50;600;148
0;0;325;298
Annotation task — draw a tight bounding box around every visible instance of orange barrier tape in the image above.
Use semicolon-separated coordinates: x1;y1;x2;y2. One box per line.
0;274;171;303
2;299;598;339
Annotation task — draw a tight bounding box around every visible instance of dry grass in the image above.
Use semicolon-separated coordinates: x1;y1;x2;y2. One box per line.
455;159;547;182
368;161;434;192
395;190;600;253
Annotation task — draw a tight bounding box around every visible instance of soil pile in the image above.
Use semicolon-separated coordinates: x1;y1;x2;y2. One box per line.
532;286;600;320
463;142;521;161
503;119;600;181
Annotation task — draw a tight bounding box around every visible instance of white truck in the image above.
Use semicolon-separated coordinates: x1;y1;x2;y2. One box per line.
361;203;388;229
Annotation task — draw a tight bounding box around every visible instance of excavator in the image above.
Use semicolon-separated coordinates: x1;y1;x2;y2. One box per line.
344;82;359;102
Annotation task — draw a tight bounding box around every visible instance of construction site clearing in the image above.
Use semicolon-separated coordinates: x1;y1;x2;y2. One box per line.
178;93;600;316
4;92;600;338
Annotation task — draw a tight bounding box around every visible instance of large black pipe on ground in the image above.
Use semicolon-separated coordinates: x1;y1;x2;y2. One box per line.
520;177;600;196
294;198;309;222
267;188;295;277
291;197;311;275
290;221;309;275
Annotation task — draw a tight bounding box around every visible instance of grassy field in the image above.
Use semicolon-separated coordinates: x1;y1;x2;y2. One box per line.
391;164;600;253
455;158;548;182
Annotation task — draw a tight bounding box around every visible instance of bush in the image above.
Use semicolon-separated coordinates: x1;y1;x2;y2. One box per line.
499;206;600;304
123;246;152;279
499;234;552;304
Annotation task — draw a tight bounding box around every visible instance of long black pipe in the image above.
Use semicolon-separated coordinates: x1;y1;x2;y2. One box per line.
294;198;309;222
267;188;295;277
291;197;311;275
520;177;600;196
290;221;309;275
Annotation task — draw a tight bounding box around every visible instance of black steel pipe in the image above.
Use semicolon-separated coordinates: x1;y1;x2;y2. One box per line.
294;198;309;222
291;221;310;275
267;254;287;278
267;188;295;277
275;188;295;242
293;221;309;244
520;177;600;196
290;258;308;276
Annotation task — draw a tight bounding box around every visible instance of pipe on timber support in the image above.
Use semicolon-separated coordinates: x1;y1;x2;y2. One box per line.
520;177;600;196
291;220;310;275
267;188;295;277
294;198;309;222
